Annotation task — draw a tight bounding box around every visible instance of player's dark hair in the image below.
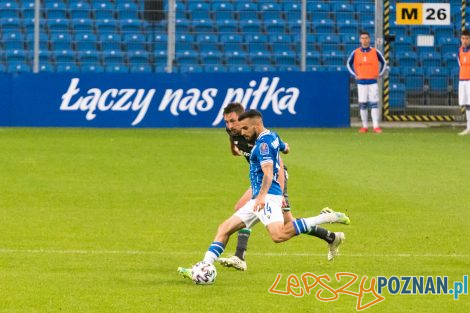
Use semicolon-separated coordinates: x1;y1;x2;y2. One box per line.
223;103;244;115
360;31;370;37
238;109;262;121
462;29;470;37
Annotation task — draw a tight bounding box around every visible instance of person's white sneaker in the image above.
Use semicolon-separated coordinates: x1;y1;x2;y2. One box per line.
458;129;470;136
218;256;247;271
328;232;345;261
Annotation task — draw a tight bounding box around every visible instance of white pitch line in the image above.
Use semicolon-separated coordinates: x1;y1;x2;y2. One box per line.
0;248;467;258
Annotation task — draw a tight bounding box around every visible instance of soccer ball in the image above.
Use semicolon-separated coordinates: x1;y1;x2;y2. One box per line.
191;261;217;285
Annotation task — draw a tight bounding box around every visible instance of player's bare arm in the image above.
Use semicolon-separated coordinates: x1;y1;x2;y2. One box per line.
254;162;273;212
229;137;242;156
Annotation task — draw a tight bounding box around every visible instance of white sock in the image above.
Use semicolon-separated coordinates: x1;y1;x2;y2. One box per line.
371;107;380;128
360;109;368;128
466;109;470;130
203;251;218;264
304;213;337;229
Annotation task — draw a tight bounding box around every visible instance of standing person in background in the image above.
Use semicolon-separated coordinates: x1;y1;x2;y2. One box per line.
347;31;387;134
457;29;470;136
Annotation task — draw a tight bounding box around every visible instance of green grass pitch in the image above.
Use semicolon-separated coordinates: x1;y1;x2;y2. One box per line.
0;127;468;312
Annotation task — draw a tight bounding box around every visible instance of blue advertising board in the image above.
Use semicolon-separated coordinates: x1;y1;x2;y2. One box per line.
0;72;349;128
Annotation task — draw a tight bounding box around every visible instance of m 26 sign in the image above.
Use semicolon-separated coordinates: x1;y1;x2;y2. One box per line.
0;72;350;128
396;3;450;25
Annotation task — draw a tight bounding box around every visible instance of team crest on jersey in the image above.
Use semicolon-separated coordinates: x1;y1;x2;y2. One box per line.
260;142;269;155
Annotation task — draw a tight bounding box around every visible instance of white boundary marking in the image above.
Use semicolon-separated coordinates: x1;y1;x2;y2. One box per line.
0;248;467;258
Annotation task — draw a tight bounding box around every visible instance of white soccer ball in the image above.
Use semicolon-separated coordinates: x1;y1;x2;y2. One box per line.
191;261;217;285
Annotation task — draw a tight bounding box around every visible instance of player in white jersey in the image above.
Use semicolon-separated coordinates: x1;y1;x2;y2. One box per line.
178;110;347;281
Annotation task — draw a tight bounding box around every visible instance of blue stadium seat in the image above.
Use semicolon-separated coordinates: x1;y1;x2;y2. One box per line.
175;18;191;33
0;17;23;33
264;19;286;34
195;34;219;52
69;2;91;19
45;1;67;19
72;19;95;34
121;19;143;34
57;64;80;72
92;1;115;20
5;49;29;64
192;19;214;33
253;65;276;72
435;26;454;39
235;3;259;21
389;83;406;108
443;52;458;66
124;33;147;51
228;65;252;72
200;51;223;65
274;50;297;66
225;50;248;65
215;20;238;34
53;49;76;65
397;51;418;67
282;3;300;21
74;33;98;51
249;51;272;66
245;34;268;53
130;65;153;73
204;64;228;72
147;33;167;49
103;50;125;65
278;65;300;72
154;50;167;65
178;65;203;73
212;2;234;20
47;18;71;34
0;64;6;73
21;1;36;19
313;19;335;34
50;32;73;51
81;64;105;72
306;50;321;65
260;3;282;21
116;2;140;20
176;50;199;65
128;50;150;64
337;19;358;35
8;63;31;72
410;26;432;36
39;63;56;72
105;65;130;73
438;37;457;55
96;19;119;34
323;55;345;66
78;50;102;66
240;20;262;34
188;2;211;20
2;32;26;50
419;51;441;67
175;34;194;51
0;2;19;19
100;33;122;51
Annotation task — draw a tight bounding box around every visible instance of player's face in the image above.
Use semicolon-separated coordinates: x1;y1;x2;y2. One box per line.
223;112;241;135
461;35;470;48
239;118;257;142
360;35;370;48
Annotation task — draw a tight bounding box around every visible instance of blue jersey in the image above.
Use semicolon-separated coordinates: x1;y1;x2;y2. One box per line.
249;130;287;198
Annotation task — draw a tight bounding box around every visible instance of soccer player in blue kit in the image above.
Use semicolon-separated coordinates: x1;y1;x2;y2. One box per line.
178;110;347;280
217;103;349;271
